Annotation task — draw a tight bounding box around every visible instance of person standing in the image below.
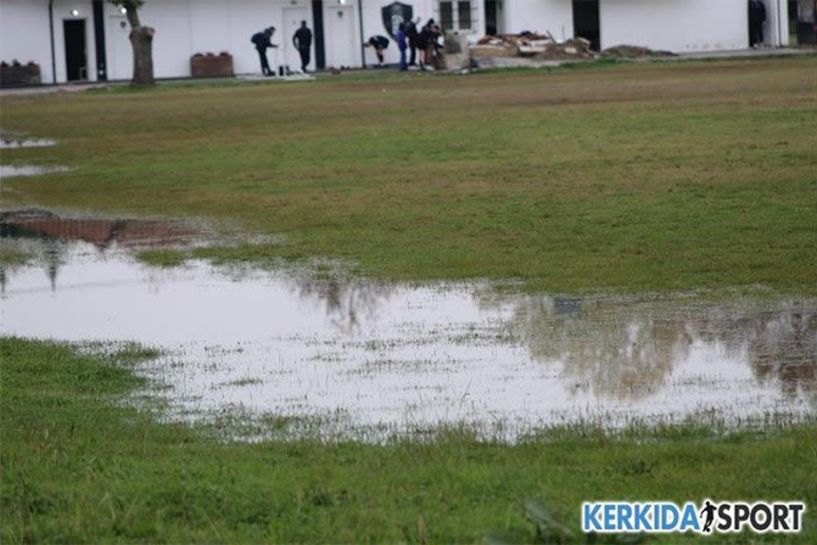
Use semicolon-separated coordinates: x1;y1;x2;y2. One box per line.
406;18;419;66
251;27;277;76
396;23;408;71
416;24;430;70
293;20;313;73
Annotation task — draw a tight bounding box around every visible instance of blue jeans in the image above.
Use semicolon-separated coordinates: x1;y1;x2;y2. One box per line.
399;47;408;70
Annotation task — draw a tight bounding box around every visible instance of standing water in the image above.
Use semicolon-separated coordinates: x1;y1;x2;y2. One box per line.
1;211;815;440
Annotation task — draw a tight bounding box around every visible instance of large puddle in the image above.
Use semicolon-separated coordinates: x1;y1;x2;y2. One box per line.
1;212;815;440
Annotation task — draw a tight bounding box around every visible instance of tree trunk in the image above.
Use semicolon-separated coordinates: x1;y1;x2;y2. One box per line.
129;26;155;85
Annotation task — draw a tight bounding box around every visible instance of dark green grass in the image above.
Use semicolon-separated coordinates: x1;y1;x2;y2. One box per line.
1;57;815;293
1;337;815;543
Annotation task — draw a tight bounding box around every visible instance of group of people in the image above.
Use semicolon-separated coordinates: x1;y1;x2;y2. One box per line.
251;21;313;77
252;16;445;76
368;18;444;71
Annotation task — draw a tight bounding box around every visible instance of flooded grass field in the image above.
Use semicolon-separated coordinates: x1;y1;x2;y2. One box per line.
3;211;814;440
1;58;816;542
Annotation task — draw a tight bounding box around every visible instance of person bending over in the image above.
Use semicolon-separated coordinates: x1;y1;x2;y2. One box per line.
251;27;278;76
365;35;390;67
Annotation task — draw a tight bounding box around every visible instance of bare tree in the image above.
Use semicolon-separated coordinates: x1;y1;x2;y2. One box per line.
109;0;155;85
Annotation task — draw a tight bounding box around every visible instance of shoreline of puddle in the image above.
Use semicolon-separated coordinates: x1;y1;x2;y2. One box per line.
1;209;815;442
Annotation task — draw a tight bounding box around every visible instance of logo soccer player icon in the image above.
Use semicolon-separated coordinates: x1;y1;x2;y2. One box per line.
700;500;717;533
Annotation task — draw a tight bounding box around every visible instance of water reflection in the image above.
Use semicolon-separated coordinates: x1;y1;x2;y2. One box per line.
1;211;815;438
1;210;200;249
477;291;816;404
294;277;393;335
0;210;202;293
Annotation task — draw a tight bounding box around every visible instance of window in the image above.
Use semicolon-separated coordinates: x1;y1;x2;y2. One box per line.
440;1;453;31
457;1;472;30
438;1;475;32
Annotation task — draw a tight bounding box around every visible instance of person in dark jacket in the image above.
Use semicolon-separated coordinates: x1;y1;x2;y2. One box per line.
396;23;408;71
406;18;419;66
365;35;390;67
293;21;313;73
251;27;277;76
416;25;430;69
417;24;441;70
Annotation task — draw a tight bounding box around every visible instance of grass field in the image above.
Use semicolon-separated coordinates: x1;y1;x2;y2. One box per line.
1;56;815;292
2;58;816;543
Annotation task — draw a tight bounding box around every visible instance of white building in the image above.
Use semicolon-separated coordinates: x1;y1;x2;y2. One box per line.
0;0;790;85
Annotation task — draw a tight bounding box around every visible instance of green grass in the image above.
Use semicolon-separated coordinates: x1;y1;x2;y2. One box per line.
134;248;189;268
1;337;815;543
1;57;815;293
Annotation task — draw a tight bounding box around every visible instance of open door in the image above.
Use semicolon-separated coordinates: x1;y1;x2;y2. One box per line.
64;19;88;81
572;0;600;51
485;0;500;35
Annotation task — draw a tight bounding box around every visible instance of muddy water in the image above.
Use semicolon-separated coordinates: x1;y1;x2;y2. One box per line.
1;213;815;439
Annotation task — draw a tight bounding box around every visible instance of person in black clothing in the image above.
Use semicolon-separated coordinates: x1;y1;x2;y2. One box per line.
415;25;429;69
416;24;441;70
293;21;313;73
365;35;390;66
749;0;767;46
406;18;419;66
251;27;277;76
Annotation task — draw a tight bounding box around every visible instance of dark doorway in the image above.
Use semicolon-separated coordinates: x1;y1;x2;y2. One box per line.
312;1;326;70
63;19;88;81
485;0;499;35
92;1;107;80
572;0;600;51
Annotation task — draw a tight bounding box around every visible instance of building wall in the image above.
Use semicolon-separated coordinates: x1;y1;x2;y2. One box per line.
0;0;99;84
0;0;795;85
502;0;574;42
599;0;752;52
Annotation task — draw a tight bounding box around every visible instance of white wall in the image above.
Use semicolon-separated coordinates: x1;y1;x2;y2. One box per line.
0;0;796;84
502;0;574;42
0;0;100;84
103;0;317;79
0;0;55;83
600;0;749;52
